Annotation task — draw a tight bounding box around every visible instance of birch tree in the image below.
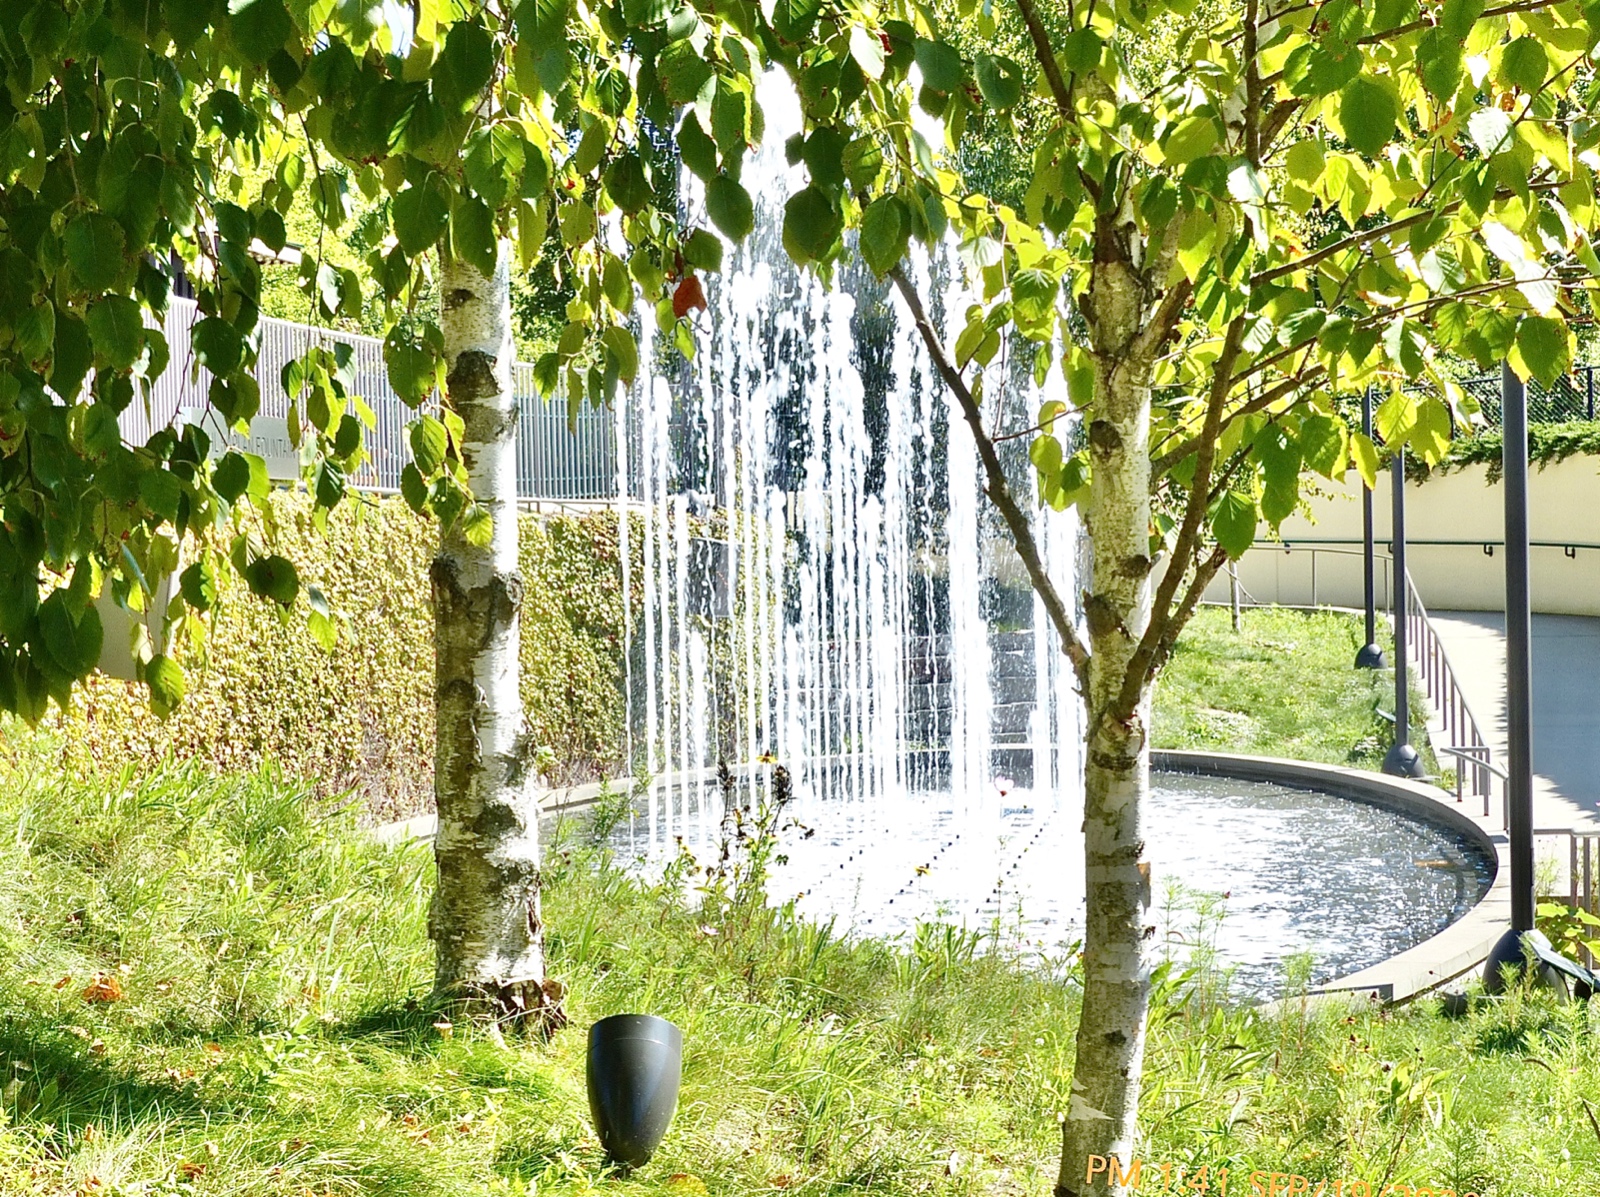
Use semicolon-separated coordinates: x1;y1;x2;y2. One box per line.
763;0;1600;1188
0;0;750;1029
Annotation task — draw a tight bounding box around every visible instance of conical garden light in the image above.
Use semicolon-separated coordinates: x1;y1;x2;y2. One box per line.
586;1014;683;1172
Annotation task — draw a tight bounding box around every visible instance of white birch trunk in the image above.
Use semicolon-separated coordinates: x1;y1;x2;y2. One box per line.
1058;256;1156;1197
428;240;564;1032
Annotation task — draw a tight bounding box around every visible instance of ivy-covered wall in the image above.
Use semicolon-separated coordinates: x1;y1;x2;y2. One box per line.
42;494;639;822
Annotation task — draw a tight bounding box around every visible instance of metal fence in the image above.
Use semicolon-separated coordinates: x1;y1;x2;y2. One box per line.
117;298;631;502
1459;366;1599;426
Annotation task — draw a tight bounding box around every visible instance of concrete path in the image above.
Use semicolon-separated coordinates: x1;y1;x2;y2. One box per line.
1429;611;1600;834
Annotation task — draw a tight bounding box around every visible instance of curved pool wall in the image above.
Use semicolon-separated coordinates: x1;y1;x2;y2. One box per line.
558;751;1504;1003
1155;751;1509;1008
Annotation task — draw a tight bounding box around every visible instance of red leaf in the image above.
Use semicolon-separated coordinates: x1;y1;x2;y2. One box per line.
673;275;707;319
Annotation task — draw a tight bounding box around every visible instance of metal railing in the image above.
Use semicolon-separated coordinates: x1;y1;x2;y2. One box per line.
1401;570;1501;821
117;298;633;501
1229;541;1508;826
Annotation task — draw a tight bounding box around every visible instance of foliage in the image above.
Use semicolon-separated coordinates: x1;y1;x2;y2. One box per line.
1154;607;1435;773
0;0;766;718
1412;419;1600;484
16;493;640;818
1535;899;1600;963
0;748;1592;1194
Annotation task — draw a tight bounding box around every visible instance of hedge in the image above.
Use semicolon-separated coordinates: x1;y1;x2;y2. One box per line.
1423;419;1600;484
32;493;639;822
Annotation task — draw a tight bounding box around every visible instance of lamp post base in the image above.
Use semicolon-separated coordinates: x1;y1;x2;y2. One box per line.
1355;643;1386;669
1483;928;1584;999
1381;741;1426;778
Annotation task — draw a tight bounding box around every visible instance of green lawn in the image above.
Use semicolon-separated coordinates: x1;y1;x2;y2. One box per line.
0;737;1590;1196
1155;606;1434;773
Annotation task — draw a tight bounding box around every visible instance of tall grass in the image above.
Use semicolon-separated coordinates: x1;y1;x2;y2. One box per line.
0;736;1592;1195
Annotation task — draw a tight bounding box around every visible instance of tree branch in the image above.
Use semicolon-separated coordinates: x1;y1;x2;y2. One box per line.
1112;315;1243;721
1016;0;1073;119
889;265;1092;687
1146;545;1230;684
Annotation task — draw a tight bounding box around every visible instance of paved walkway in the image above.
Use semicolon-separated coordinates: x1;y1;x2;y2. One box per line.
1430;611;1600;834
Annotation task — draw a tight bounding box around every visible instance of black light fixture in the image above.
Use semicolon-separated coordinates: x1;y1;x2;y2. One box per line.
1482;362;1588;995
587;1014;683;1171
1355;385;1386;669
1382;446;1426;778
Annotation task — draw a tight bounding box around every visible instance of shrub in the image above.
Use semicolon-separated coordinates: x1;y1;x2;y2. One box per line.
33;492;639;821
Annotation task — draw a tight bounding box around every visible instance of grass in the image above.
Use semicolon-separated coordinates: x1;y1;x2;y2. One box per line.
0;735;1593;1195
1155;606;1436;773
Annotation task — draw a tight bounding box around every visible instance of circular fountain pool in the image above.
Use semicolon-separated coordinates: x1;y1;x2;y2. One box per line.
595;769;1494;998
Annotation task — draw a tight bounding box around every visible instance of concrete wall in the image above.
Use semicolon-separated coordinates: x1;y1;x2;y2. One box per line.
1205;457;1600;616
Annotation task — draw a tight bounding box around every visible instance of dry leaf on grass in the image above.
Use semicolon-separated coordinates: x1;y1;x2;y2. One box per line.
81;973;123;1003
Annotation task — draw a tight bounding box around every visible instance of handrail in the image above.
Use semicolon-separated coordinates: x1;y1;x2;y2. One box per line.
1224;541;1507;828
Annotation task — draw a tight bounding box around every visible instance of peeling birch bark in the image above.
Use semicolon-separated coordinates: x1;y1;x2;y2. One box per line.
428;240;566;1035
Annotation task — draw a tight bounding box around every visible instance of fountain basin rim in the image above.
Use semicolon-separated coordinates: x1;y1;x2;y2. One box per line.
1155;749;1509;1015
370;750;1510;1012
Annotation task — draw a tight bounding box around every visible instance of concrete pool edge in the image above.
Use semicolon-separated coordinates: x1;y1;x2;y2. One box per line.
1155;750;1510;1013
372;752;1511;1011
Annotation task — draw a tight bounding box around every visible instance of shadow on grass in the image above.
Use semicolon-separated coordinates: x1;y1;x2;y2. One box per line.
0;1014;207;1137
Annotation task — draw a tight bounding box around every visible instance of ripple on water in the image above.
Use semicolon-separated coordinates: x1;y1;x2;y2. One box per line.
600;771;1495;999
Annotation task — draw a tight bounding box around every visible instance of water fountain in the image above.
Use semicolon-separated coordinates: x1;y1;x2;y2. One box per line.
602;76;1497;998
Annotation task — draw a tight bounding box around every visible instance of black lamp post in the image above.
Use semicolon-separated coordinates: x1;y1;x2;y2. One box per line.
1483;361;1569;993
1382;447;1426;778
1356;386;1386;669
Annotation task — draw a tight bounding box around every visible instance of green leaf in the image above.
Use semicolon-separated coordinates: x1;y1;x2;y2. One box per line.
1339;76;1398;157
213;451;253;503
1439;0;1485;37
860;196;910;277
433;21;495;111
51;315;93;402
384;328;440;406
244;554;299;607
1499;36;1547;93
400;463;430;513
65;214;126;292
393;176;451;255
228;0;293;63
39;590;102;679
1514;315;1570;386
677;113;719;181
1061;28;1102;73
1415;27;1463;98
1467;108;1514;157
1164;116;1218;165
192;317;243;377
975;54;1024;109
782;187;842;264
682;228;723;272
86;296;143;369
1410;396;1453;463
1351;430;1380;489
180;558;218;612
658;39;714;103
604;153;655;214
706;174;754;241
450;194;499;279
1212;491;1258;559
1284;44;1361;97
602;325;639;382
410;415;449;474
1376;390;1418;444
1299;415;1348;478
914;39;965;93
771;0;822;40
849;25;885;80
144;653;185;718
